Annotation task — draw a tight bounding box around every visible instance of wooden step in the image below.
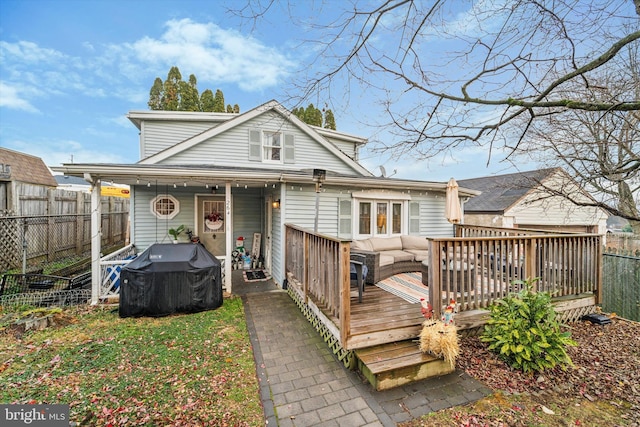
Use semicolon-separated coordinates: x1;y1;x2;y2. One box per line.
355;340;455;390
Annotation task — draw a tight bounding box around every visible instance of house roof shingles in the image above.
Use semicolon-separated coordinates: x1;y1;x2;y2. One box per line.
0;148;58;187
458;168;558;213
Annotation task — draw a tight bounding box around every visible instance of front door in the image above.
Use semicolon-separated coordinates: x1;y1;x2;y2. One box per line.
196;195;226;257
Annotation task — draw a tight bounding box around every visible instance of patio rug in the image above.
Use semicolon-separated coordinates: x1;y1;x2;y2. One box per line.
375;272;428;304
243;269;271;283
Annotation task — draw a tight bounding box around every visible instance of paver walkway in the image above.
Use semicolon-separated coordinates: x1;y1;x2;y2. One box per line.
241;288;492;426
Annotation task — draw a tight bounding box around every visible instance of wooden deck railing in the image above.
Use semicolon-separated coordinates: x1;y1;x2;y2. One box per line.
285;223;602;349
428;225;602;317
285;224;351;342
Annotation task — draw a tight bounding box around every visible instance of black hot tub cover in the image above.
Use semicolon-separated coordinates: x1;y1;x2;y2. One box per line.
119;243;223;317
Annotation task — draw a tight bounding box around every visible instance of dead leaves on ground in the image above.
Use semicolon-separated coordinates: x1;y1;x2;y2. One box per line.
0;299;263;426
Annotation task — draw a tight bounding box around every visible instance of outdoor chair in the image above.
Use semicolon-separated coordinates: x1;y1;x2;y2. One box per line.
350;253;368;303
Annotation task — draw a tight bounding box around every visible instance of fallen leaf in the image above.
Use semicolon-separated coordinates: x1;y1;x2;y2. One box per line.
541;405;554;415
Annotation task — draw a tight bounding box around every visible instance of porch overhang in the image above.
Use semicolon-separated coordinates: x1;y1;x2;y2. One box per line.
51;163;481;197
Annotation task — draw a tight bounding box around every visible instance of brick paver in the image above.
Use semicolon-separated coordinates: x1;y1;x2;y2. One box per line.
242;288;491;426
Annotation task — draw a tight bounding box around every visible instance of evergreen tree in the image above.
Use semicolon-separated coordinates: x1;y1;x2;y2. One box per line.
147;67;241;113
323;109;336;130
304;103;323;126
200;89;215;112
213;89;225;112
179;74;200;111
292;107;304;120
162;66;182;110
148;77;163;110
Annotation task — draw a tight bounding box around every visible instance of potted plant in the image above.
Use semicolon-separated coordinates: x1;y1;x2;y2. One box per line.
168;225;185;243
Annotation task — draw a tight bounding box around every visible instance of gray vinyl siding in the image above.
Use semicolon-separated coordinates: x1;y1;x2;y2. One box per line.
271;197;283;285
156;112;361;175
131;185;197;251
284;186;341;236
324;137;358;159
141;121;218;158
279;187;454;243
232;189;264;257
413;194;455;237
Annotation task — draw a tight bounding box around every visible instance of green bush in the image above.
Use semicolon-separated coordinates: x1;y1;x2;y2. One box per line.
480;279;577;373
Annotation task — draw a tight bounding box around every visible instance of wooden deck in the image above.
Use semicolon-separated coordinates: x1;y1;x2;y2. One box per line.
284;223;601;388
346;284;425;349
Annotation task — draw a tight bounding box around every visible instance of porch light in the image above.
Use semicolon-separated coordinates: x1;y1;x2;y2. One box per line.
313;169;326;192
272;199;281;209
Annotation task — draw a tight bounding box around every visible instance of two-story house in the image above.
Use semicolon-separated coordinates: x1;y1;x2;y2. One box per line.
54;100;479;293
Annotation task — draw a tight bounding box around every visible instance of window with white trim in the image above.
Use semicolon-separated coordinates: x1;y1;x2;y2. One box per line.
263;131;281;161
151;194;180;219
353;193;409;238
248;129;295;164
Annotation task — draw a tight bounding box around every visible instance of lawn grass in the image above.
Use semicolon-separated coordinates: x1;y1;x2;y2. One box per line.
0;297;263;426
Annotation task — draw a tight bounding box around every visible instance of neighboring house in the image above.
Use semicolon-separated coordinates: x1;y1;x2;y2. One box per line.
458;168;608;234
55;175;91;192
54;100;479;292
0;148;58;215
55;175;131;198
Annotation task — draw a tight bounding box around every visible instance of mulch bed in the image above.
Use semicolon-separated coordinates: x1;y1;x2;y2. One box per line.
457;317;640;423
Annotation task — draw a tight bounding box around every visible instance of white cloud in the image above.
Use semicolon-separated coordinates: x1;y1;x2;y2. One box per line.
0;40;66;64
0;82;39;112
124;18;296;91
1;17;295;113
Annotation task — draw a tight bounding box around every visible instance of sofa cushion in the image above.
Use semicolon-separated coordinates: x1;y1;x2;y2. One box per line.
405;249;430;262
369;236;403;252
401;235;429;250
382;250;415;263
351;239;373;251
379;254;396;267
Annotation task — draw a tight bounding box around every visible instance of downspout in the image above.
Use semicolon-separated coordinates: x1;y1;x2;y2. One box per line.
85;173;102;305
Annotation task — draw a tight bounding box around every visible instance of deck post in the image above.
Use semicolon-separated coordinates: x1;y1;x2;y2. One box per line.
428;239;443;319
595;236;603;305
339;243;351;347
525;238;537;287
303;231;309;303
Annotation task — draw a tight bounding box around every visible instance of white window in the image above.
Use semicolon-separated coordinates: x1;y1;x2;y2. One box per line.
358;202;371;235
150;194;179;219
375;202;388;235
263;131;282;162
249;129;294;164
353;192;410;238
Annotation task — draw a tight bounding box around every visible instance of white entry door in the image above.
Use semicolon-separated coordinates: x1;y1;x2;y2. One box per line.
196;195;226;257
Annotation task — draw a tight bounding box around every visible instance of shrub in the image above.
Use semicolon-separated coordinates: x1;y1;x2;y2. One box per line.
480;278;577;373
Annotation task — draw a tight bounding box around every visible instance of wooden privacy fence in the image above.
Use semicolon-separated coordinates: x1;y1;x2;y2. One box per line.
602;248;640;322
0;211;129;273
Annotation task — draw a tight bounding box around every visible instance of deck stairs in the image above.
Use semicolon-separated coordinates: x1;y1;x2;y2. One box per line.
354;339;455;391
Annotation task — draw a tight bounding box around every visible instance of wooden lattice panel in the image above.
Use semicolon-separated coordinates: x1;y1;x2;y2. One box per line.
556;304;597;324
0;217;22;272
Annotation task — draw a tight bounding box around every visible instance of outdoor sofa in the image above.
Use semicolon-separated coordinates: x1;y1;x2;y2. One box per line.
350;235;430;285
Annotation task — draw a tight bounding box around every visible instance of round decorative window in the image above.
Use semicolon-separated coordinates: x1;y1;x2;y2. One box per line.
150;194;180;219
